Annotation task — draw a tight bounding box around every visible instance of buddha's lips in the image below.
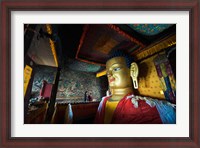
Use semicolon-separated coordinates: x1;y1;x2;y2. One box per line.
109;78;115;83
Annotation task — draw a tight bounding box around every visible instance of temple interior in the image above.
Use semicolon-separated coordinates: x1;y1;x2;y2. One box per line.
24;24;176;124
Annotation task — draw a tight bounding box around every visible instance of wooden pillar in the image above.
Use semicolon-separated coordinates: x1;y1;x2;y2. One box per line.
45;67;61;123
24;55;36;123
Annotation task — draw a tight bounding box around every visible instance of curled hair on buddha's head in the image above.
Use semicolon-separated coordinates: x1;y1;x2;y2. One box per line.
108;50;134;68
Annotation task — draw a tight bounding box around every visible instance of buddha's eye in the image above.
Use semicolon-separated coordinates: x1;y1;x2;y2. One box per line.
113;67;121;72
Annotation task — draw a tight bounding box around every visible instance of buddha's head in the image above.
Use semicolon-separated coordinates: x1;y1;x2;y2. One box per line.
106;51;139;97
106;56;133;90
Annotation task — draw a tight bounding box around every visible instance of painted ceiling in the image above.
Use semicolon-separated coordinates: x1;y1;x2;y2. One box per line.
75;24;145;66
127;24;173;36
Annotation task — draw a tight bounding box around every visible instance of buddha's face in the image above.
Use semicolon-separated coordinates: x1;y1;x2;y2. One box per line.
106;57;132;89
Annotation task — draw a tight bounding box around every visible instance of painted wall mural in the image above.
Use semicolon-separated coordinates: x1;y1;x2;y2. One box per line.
31;66;57;98
56;67;105;103
65;58;103;73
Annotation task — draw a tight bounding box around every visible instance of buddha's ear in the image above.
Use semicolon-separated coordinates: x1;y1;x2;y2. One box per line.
130;62;139;89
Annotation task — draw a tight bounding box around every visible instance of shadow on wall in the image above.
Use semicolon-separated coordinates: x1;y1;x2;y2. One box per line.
137;55;165;99
139;62;149;78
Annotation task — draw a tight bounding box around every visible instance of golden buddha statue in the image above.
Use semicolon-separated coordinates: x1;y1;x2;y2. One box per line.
105;56;144;123
95;55;175;124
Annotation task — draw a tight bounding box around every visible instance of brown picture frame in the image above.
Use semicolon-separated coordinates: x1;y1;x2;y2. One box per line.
0;0;199;148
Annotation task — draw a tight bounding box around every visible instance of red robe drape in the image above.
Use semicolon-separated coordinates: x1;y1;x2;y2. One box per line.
95;94;162;124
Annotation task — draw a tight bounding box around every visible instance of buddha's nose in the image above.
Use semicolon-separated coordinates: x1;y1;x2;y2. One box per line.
107;72;112;77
